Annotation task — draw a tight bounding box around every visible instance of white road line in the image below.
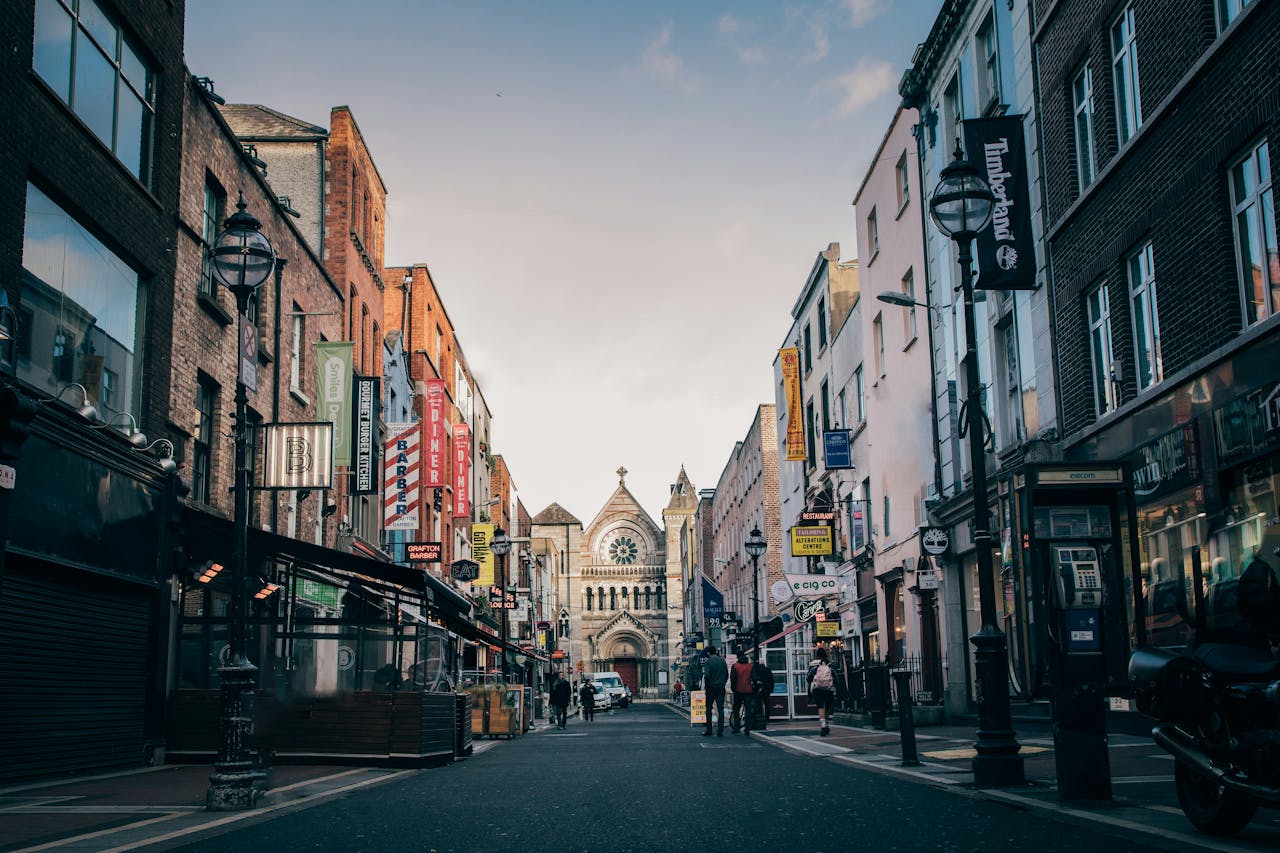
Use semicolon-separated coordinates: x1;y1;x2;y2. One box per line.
264;768;369;796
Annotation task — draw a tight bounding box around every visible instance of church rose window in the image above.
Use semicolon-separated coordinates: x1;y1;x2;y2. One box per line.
609;535;638;564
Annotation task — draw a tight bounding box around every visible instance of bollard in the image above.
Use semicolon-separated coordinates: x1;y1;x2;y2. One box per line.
869;665;888;729
892;669;921;767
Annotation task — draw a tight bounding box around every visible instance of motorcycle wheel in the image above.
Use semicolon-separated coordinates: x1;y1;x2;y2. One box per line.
1174;759;1258;836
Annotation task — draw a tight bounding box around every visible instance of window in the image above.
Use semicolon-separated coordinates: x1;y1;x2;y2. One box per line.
1073;66;1097;190
645;587;652;609
1087;284;1116;416
820;379;831;431
975;11;1001;110
290;306;304;393
817;296;828;350
610;587;617;610
32;0;155;182
1128;243;1162;390
895;152;910;211
902;269;918;344
942;75;963;151
1230;140;1278;325
867;208;879;258
883;495;891;539
1217;0;1255;31
19;183;143;420
586;588;593;611
854;366;865;422
1111;4;1142;145
193;377;217;504
837;389;847;428
802;324;812;373
805;400;817;469
873;314;885;376
199;180;224;300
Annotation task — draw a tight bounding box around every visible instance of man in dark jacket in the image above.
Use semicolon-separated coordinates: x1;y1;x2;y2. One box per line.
550;673;572;729
750;657;775;731
701;647;729;736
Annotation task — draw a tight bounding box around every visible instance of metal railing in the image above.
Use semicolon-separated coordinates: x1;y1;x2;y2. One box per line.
840;655;945;716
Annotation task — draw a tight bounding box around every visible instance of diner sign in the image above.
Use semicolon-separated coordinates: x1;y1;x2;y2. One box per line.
453;422;470;518
423;379;447;488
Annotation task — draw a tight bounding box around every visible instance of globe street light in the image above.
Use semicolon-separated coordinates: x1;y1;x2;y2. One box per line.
744;527;767;655
491;526;513;679
207;195;275;811
928;143;1023;788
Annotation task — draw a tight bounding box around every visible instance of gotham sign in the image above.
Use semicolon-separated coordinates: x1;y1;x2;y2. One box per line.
963;116;1036;292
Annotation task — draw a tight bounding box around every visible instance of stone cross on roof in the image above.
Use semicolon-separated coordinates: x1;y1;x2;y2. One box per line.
617;466;627;485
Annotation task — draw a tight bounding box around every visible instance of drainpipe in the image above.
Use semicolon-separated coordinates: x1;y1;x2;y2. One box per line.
270;258;287;533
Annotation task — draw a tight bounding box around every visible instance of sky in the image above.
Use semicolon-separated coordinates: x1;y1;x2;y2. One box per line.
184;0;939;523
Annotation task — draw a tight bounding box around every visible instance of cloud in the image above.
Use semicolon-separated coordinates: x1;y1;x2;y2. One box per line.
840;0;886;27
806;20;831;61
812;58;898;119
737;46;767;65
718;13;741;34
643;23;700;93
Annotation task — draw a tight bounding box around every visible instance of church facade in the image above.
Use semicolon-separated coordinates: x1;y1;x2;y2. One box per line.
532;467;695;699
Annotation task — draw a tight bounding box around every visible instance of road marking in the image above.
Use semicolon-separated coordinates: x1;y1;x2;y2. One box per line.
547;733;589;737
265;768;369;796
1111;775;1175;784
921;746;1050;760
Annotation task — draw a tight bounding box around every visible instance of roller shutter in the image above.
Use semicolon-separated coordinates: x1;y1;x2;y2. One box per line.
0;561;150;780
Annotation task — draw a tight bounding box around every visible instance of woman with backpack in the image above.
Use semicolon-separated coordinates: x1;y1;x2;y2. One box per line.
807;646;836;737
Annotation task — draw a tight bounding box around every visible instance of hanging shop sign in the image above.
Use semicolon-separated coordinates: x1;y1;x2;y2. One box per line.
702;576;725;627
423;379;447;488
316;341;354;467
962;115;1036;292
816;620;838;638
784;572;838;598
406;541;442;563
351;375;380;494
921;527;950;556
822;430;852;469
263;422;333;489
472;522;494;587
453;422;471;517
794;598;825;622
240;318;258;392
779;347;805;460
790;525;834;556
384;422;421;531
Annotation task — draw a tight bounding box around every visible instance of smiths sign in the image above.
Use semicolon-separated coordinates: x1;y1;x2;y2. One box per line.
963;116;1036;292
790;526;833;556
405;542;442;563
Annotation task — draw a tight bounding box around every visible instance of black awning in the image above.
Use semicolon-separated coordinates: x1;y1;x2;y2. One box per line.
470;624;549;663
183;506;472;623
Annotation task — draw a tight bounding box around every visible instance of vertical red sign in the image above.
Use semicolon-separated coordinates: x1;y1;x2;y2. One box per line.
453;422;470;518
423;379;446;488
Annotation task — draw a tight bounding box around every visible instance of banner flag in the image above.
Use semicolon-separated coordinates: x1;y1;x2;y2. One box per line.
701;575;724;628
316;342;354;467
780;348;805;460
963;115;1037;291
423;379;447;488
472;522;494;587
384;422;421;531
352;376;379;494
453;422;471;518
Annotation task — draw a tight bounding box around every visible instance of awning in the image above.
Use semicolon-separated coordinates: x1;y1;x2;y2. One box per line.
183;506;472;623
753;619;808;649
470;624;549;663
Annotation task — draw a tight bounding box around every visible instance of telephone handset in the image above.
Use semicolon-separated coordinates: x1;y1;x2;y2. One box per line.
1054;544;1102;609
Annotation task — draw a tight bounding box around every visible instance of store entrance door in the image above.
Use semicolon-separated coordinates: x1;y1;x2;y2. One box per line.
613;658;638;693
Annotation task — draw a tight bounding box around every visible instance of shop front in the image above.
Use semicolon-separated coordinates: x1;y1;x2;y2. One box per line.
166;510;475;766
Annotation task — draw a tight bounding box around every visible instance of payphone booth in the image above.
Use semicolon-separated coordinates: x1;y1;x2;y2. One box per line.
1025;463;1137;800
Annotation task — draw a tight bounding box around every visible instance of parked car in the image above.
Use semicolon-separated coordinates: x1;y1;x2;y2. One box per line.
588;682;612;712
584;671;632;708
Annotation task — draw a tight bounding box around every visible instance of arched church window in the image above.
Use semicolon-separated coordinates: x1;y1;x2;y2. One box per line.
633;586;640;606
610;587;617;610
645;586;652;610
621;587;628;606
598;586;604;608
655;585;664;610
586;588;593;611
558;611;569;640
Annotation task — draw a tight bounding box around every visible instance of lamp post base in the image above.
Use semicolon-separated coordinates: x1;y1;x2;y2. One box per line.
970;627;1024;788
207;658;262;811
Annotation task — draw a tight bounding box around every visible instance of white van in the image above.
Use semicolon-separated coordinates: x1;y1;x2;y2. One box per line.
583;671;632;708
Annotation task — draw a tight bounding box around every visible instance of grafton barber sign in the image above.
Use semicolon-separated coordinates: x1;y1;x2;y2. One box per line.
963;115;1036;292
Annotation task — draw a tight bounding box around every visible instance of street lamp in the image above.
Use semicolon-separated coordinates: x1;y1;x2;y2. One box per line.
207;194;275;811
928;143;1023;788
491;526;512;680
744;527;767;655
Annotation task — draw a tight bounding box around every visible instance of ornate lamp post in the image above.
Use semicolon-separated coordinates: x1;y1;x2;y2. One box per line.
491;526;512;679
928;144;1024;788
744;527;767;655
207;195;275;810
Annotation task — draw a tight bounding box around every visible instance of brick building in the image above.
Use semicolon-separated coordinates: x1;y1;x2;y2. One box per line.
0;0;187;780
1037;0;1280;643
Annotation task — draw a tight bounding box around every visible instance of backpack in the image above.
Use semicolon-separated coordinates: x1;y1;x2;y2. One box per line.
812;662;834;690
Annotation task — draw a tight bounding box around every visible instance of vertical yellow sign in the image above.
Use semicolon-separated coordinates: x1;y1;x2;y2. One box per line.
690;690;707;726
472;522;494;587
780;347;805;460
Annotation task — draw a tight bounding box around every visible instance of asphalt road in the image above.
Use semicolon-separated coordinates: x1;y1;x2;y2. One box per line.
170;703;1178;853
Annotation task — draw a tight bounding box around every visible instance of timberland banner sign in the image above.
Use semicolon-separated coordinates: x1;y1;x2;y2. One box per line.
963;115;1036;292
779;347;805;460
316;341;354;466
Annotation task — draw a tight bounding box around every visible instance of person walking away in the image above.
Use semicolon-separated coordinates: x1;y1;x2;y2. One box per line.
579;679;596;722
550;672;572;729
807;647;836;736
750;656;775;731
729;652;754;733
701;647;729;736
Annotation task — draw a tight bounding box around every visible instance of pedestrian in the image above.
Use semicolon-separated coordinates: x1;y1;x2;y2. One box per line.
579;679;596;722
701;646;728;737
807;646;836;737
729;651;754;733
550;672;572;729
750;656;775;731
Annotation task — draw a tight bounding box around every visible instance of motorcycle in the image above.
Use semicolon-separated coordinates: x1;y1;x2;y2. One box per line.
1129;640;1280;836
